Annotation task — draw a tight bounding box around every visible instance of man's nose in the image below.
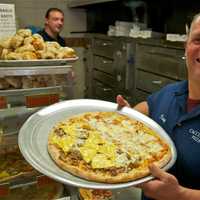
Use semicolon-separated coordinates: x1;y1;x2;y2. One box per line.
58;20;63;25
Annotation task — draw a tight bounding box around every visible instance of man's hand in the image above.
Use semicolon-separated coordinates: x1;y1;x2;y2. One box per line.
116;95;130;109
137;164;184;200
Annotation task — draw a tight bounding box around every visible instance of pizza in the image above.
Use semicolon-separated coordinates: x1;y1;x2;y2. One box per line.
79;188;113;200
48;111;171;183
0;146;39;183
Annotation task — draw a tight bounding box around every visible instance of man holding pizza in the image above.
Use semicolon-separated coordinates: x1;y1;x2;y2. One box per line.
117;12;200;200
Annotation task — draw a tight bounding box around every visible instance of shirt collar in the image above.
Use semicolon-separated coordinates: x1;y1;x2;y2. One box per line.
174;80;188;97
174;81;188;113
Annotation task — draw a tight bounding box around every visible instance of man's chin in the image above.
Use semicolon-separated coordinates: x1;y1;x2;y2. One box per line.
55;28;62;33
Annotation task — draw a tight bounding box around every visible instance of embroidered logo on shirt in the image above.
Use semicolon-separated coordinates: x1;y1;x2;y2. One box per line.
189;128;200;143
159;114;166;123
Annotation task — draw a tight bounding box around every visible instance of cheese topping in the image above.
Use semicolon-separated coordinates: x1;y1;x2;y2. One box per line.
49;112;169;169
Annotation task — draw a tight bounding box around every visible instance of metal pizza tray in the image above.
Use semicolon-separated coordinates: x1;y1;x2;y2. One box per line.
0;57;79;67
18;99;177;190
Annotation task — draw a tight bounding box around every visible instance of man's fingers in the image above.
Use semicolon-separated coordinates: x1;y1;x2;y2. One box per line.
149;164;167;181
116;95;130;107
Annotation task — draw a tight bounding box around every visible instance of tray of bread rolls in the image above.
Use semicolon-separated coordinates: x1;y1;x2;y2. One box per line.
0;28;78;67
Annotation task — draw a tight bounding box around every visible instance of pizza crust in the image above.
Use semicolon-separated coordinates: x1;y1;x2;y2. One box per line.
48;142;171;183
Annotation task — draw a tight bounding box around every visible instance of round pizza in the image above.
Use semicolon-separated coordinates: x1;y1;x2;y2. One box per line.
79;188;113;200
48;111;171;183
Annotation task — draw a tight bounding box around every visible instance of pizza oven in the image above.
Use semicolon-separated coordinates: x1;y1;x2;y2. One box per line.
85;35;136;104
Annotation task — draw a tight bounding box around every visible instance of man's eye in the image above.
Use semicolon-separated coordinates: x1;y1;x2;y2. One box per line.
193;39;200;44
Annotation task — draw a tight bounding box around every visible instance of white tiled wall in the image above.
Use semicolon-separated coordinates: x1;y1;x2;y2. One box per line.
0;0;87;37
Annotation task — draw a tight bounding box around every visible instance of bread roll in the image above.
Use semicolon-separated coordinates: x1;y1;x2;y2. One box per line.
4;76;22;88
10;35;24;49
21;51;37;60
5;52;22;60
15;44;35;53
23;36;34;45
1;49;11;60
17;29;32;38
0;78;10;89
22;76;34;89
56;47;76;59
0;37;12;49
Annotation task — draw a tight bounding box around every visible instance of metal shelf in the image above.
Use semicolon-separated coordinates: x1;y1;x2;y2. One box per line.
0;65;73;77
0;106;39;119
0;86;63;96
0;62;76;199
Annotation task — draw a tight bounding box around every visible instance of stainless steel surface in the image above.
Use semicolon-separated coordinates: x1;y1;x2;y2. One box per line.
135;43;186;80
136;70;175;93
0;57;78;67
0;86;65;108
0;65;73;77
18;99;177;190
0;86;63;96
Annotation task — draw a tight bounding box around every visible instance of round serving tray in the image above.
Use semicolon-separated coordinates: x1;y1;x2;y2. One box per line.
18;99;177;189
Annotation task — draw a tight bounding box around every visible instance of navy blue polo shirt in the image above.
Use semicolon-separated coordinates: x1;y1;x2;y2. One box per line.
143;80;200;200
37;29;66;47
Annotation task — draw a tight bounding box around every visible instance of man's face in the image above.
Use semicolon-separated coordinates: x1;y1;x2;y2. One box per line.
45;11;64;34
185;17;200;82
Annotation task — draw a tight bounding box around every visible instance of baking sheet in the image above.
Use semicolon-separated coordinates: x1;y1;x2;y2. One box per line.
0;57;79;67
18;99;177;189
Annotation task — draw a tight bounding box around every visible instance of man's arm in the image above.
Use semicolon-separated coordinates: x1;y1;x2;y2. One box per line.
133;101;149;116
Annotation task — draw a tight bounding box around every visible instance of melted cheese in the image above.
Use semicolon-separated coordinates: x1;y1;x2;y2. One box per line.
50;112;169;170
79;147;97;163
91;154;115;169
51;134;75;153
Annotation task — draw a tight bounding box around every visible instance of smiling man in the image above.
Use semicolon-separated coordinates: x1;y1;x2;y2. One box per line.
38;8;66;46
117;12;200;200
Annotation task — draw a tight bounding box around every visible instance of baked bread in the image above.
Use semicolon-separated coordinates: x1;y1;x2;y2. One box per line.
0;29;76;60
32;34;45;51
5;52;23;60
1;49;12;59
4;76;22;88
0;37;12;49
21;51;37;60
22;76;34;89
17;29;32;38
23;36;34;45
46;41;60;49
0;78;10;89
15;44;35;53
10;35;24;49
56;47;76;59
40;51;55;59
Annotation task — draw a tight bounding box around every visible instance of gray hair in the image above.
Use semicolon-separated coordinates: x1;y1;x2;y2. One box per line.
187;13;200;35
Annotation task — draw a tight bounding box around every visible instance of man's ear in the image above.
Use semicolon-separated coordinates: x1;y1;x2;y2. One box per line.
45;18;48;26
